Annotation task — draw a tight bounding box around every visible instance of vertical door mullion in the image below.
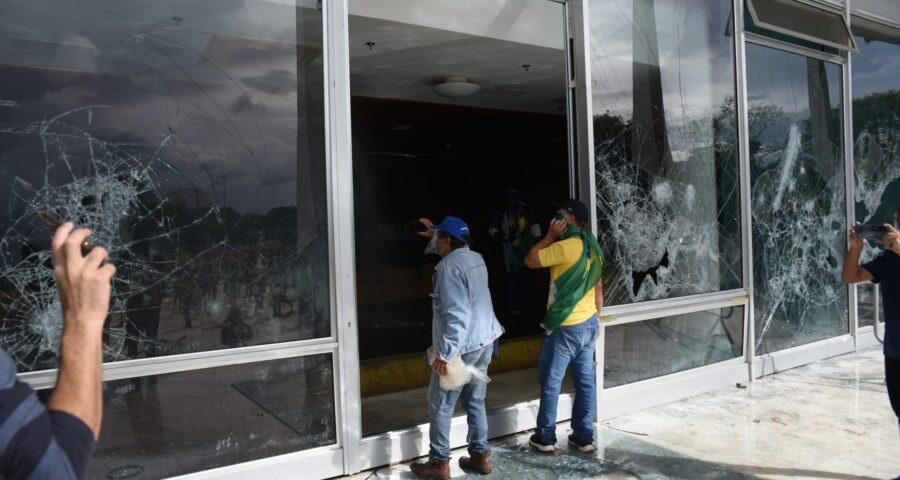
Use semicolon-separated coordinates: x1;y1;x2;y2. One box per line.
324;0;361;474
733;0;757;378
842;3;859;349
568;0;602;402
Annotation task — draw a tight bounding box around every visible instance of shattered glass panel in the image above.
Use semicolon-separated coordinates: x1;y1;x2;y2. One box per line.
850;16;900;265
604;306;744;388
0;0;330;372
746;44;848;354
588;0;742;306
83;354;335;479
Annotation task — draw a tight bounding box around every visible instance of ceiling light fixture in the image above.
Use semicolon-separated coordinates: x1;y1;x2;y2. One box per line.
432;76;480;99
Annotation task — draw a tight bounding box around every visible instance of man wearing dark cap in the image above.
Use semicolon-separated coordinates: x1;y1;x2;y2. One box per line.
410;216;504;479
524;199;604;454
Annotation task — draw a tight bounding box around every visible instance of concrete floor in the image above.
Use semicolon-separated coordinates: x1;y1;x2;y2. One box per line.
344;347;900;479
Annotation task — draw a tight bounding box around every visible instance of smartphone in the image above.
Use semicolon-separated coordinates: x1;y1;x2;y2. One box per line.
38;210;95;254
854;224;889;240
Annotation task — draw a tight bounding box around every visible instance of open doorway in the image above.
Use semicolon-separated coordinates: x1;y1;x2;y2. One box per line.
349;0;572;436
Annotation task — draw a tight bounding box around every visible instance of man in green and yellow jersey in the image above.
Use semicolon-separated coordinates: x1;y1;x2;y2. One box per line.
524;198;604;454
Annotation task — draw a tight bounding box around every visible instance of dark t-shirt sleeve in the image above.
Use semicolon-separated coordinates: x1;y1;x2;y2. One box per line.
861;251;887;282
49;411;95;479
0;350;95;480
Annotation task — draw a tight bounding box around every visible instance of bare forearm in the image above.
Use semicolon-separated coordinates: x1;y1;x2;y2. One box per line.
841;246;866;283
595;281;604;316
48;324;103;440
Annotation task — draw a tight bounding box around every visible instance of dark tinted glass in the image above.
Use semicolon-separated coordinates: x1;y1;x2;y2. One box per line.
746;44;848;354
0;0;330;372
87;354;335;479
589;0;742;306
604;306;744;388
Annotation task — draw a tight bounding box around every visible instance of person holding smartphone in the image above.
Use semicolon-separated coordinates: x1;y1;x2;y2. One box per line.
842;205;900;433
0;221;116;480
524;199;604;454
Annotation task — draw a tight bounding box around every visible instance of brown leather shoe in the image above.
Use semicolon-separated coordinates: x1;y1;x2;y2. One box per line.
459;450;492;474
409;459;450;479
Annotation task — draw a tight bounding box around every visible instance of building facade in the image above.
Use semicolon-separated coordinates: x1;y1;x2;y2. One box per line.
0;0;898;478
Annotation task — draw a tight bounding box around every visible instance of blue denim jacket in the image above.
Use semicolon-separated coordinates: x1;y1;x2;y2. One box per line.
432;246;504;362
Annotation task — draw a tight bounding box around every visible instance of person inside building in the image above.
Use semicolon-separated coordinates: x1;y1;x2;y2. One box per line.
524;199;604;454
489;186;542;320
410;216;504;479
0;222;116;480
842;205;900;433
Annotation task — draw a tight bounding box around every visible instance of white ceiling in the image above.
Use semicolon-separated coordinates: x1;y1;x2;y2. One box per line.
348;14;568;115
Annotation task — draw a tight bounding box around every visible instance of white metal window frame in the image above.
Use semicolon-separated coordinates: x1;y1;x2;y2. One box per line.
850;0;900;30
14;0;351;477
11;0;891;478
746;0;860;52
741;0;861;379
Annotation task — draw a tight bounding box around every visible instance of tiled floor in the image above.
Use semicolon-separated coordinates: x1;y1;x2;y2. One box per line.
344;347;900;479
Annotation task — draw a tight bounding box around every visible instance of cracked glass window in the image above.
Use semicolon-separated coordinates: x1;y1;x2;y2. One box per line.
850;16;900;269
747;44;848;354
604;306;744;388
588;0;742;306
0;1;330;372
76;354;335;479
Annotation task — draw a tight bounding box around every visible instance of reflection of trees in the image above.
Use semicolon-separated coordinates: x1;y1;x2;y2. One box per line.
853;89;900;226
747;94;847;352
592;94;741;306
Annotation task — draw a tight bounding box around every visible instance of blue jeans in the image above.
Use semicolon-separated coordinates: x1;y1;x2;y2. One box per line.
427;345;493;461
535;315;598;445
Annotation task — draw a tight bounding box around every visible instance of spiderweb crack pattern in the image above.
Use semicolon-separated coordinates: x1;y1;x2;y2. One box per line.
0;106;219;371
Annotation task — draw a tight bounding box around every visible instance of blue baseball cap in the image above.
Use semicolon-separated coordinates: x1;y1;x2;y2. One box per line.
555;199;590;224
429;216;470;241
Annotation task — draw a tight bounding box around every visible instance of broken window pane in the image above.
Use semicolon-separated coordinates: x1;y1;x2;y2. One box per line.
79;354;336;479
588;0;742;306
0;0;330;372
850;15;900;271
604;306;744;388
746;44;848;354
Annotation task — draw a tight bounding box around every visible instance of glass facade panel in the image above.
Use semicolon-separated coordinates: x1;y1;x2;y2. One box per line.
83;354;335;479
746;44;848;354
0;0;330;372
588;0;742;306
747;0;855;52
604;306;744;388
857;283;885;328
851;16;900;267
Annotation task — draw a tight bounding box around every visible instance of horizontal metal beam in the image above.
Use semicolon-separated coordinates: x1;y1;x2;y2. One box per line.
19;339;338;390
745;31;846;63
600;289;748;324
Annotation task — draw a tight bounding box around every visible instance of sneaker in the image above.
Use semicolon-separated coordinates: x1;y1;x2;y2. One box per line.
529;433;555;453
568;434;595;453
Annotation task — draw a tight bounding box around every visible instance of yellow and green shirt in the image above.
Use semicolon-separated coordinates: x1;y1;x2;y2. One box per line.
538;238;598;327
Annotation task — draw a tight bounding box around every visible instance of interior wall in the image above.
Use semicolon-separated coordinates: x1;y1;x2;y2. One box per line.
351;96;569;360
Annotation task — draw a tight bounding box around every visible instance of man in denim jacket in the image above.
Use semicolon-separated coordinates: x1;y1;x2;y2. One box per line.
410;216;504;479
